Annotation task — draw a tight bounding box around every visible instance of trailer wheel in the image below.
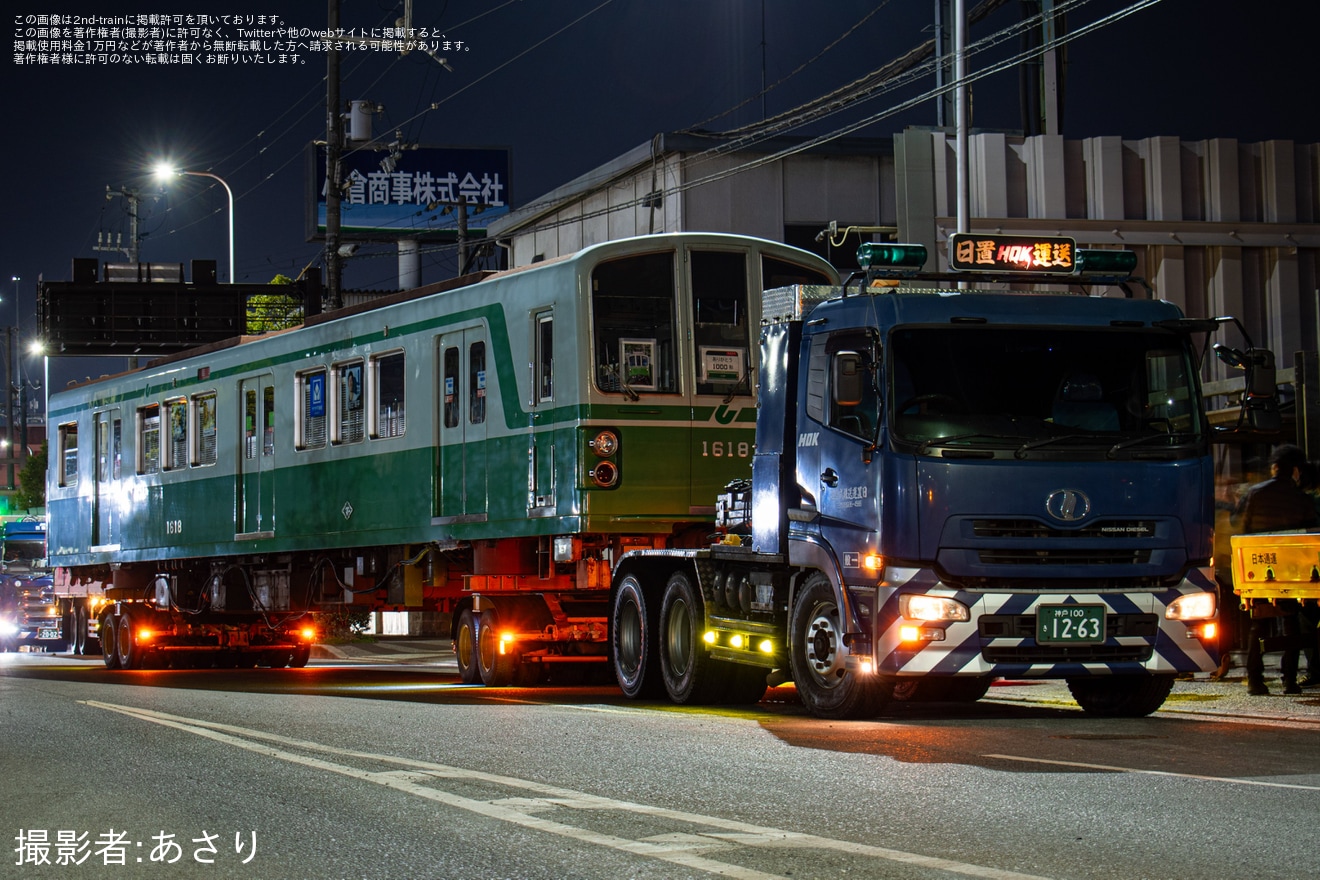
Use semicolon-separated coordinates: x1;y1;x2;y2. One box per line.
71;605;88;655
1066;674;1175;717
611;573;662;699
100;613;121;670
476;610;515;687
115;614;142;670
659;571;721;704
288;644;311;668
789;573;890;719
454;609;480;684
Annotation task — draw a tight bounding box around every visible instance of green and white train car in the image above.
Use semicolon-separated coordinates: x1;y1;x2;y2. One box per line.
46;233;838;676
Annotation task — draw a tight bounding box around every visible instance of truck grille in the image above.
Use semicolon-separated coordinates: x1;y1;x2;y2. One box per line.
972;519;1156;539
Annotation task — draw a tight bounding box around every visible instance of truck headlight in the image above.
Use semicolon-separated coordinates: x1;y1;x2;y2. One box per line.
899;594;970;622
1165;591;1216;621
0;619;17;636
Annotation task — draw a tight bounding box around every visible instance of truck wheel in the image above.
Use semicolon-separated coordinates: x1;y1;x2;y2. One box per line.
454;609;480;684
659;571;720;704
476;609;515;687
789;573;889;719
100;614;121;670
611;573;662;699
1066;674;1175;717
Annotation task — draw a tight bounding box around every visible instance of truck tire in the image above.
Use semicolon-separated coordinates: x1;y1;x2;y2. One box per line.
1066;674;1175;717
789;573;890;719
659;571;720;704
454;609;480;684
100;613;121;670
611;573;663;699
476;609;515;687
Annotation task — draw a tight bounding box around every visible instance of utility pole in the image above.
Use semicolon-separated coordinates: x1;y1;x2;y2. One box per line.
95;186;143;264
325;0;343;310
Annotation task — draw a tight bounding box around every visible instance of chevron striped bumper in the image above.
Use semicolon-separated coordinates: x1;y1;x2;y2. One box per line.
873;566;1220;678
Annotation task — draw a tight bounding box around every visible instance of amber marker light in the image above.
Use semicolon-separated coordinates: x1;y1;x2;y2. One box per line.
498;632;515;655
299;627;317;642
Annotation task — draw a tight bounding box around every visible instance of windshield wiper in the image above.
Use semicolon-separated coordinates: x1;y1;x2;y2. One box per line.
1106;432;1198;458
1013;433;1113;459
917;432;1030;455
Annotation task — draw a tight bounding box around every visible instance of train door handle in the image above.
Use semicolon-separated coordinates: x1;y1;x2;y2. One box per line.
821;468;839;487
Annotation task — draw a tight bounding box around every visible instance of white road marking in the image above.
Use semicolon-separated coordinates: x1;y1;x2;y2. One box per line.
983;754;1320;791
83;700;1054;880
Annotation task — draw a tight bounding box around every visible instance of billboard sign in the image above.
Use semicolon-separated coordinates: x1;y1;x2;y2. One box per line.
308;144;511;241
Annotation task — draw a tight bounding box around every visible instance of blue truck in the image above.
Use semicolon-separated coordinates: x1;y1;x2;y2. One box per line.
607;237;1274;718
0;519;63;653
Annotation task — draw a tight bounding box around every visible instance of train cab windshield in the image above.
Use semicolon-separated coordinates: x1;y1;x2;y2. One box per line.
590;248;833;398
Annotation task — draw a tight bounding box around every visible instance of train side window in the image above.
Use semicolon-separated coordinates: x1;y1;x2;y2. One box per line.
137;404;160;475
442;346;460;428
334;360;364;444
112;419;122;479
193;392;217;466
469;341;487;425
371;350;406;438
297;368;327;450
244;389;258;459
163;398;188;471
58;422;78;488
535;311;554;403
263;386;275;456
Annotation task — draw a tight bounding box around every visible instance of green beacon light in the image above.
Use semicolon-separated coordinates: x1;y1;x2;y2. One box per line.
856;242;928;271
1075;248;1138;277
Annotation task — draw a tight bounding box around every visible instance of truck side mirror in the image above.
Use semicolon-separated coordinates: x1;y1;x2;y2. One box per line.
1243;348;1280;433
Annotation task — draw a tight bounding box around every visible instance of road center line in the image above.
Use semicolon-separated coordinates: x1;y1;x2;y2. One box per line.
983;754;1320;790
82;700;1055;880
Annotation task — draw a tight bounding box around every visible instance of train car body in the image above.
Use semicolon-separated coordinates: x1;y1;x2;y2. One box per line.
45;233;838;673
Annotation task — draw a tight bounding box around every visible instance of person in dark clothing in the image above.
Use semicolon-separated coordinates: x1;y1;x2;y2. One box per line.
1239;444;1318;695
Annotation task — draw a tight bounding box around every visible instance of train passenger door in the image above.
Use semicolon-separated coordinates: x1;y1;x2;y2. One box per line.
92;410;121;548
237;376;276;537
437;327;489;521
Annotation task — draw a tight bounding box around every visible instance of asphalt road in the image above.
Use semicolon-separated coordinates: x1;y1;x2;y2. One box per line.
2;652;1318;880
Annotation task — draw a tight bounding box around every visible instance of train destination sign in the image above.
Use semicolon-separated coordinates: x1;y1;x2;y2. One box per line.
949;232;1075;274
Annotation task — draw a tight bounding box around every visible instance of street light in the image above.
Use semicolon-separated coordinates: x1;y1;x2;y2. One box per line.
154;164;235;283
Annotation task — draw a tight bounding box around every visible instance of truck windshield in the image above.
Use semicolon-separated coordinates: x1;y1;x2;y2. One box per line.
3;539;46;567
889;326;1202;455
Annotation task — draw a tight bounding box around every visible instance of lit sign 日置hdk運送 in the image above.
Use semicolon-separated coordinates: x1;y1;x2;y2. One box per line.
949;233;1075;274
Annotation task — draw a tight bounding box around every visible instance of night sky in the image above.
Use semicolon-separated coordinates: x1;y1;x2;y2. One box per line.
7;0;1319;396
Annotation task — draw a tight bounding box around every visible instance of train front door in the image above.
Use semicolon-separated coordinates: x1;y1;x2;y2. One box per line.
237;376;276;537
437;327;490;521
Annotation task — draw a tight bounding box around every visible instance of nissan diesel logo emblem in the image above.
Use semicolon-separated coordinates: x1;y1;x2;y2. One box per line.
1046;489;1090;522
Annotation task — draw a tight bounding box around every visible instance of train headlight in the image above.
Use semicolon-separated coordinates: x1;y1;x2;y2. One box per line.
590;460;620;488
1166;591;1216;621
898;594;969;622
589;430;619;457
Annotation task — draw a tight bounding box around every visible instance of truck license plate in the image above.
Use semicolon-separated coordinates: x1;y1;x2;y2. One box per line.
1036;604;1105;644
37;627;61;640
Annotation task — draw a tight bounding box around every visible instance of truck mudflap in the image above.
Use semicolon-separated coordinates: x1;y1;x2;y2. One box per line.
874;566;1219;678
